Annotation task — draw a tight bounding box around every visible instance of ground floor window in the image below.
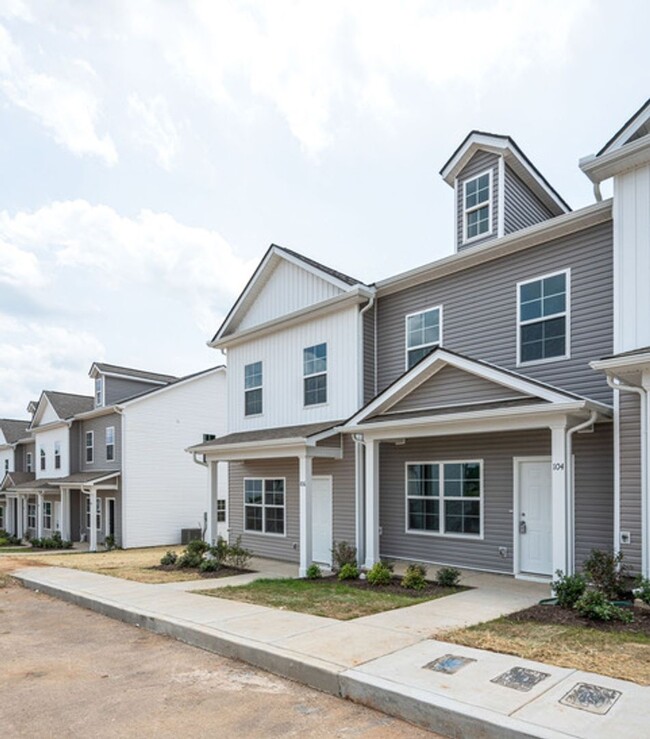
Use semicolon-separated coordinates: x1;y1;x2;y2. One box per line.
216;499;226;523
27;503;37;529
43;501;52;530
85;497;102;530
244;478;285;535
406;461;482;537
0;504;4;530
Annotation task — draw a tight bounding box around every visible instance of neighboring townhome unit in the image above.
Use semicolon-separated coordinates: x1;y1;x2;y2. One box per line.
192;98;650;582
0;418;34;534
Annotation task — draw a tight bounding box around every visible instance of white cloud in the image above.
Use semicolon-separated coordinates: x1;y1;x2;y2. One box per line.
0;23;117;165
0;238;45;288
128;94;179;170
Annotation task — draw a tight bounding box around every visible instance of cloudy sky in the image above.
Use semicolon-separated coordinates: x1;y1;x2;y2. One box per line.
0;0;647;418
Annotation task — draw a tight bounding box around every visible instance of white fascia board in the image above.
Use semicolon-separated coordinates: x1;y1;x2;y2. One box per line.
198;440;308;461
591;354;650;373
440;133;509;182
29;419;70;433
50;471;121;487
597;102;650;157
119;366;226;409
29;393;52;429
0;430;6;445
580;136;650;184
211;286;375;349
73;405;120;421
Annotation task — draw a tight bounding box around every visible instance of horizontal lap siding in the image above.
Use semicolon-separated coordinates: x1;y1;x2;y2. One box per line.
619;392;642;572
314;435;356;548
457;151;500;251
79;413;121;472
379;429;550;573
574;423;614;567
377;222;613;404
105;377;162;405
504;165;554;234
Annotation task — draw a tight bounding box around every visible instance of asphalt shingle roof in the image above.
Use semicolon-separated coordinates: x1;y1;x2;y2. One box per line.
190;421;342;450
93;363;178;384
44;391;94;420
0;419;31;444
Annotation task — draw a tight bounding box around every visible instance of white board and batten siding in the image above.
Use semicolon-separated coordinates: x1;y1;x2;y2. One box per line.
228;305;362;432
121;370;226;548
34;426;70;479
0;448;14;474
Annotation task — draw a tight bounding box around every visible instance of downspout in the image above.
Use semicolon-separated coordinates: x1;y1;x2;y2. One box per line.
353;432;366;566
593;182;603;203
358;296;375;408
566;410;598;574
192;452;208;468
607;375;648;577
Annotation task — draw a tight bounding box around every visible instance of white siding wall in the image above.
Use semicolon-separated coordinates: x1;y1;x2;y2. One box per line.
34;427;69;479
228;306;361;431
613;164;650;353
0;448;13;474
38;401;59;426
238;260;343;331
121;370;226;548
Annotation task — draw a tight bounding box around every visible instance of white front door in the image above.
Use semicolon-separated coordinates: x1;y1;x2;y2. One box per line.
311;476;332;566
517;459;553;575
54;501;62;532
216;461;229;540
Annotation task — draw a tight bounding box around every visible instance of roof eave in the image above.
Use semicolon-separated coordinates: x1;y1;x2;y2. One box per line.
580;136;650;184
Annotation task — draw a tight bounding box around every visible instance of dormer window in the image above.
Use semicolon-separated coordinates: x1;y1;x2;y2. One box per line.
95;377;104;407
463;171;492;242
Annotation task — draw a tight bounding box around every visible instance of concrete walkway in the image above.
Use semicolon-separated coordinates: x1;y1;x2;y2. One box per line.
10;565;646;738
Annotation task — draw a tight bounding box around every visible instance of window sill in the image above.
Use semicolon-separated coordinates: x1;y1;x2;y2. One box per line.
405;529;484;541
462;229;493;246
517;354;570;368
243;529;287;539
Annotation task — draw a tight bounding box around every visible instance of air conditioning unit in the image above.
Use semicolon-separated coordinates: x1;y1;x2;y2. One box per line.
181;528;202;545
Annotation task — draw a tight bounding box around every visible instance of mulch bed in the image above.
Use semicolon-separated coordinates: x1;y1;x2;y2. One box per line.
320;574;468;598
151;565;254;579
506;603;650;636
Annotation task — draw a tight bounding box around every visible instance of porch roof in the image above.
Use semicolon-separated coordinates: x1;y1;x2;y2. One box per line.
361;397;546;424
188;421;342;452
8;470;120;492
0;471;34;491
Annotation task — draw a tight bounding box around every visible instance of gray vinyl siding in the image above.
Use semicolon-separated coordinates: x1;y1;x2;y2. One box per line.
104;376;163;405
79;414;121;472
390;365;528;414
376;221;613;404
574;422;614;568
619;392;642;572
22;442;35;472
14;445;24;472
379;429;550;573
456;151;499;251
79;488;122;546
363;306;376;403
70;489;81;542
314;434;356;548
504;164;554;235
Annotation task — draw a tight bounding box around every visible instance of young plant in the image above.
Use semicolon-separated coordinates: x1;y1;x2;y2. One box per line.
366;561;393;586
160;551;178;566
305;563;322;580
104;535;116;551
401;563;428;591
552;570;587;609
331;541;357;571
436;567;462;587
226;536;253;570
574;589;633;623
583;549;628;599
634;576;650;605
337;562;359;581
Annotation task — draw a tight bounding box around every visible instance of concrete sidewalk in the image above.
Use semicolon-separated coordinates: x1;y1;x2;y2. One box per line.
11;566;646;738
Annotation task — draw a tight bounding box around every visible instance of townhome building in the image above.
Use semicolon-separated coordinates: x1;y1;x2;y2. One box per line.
0;418;33;532
4;363;226;550
192;98;650;582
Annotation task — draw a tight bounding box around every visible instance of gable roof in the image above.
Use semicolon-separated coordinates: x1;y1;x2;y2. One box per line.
90;362;177;384
210;243;367;346
597;97;650;156
1;471;34;490
31;390;94;428
0;419;31;445
439;130;570;216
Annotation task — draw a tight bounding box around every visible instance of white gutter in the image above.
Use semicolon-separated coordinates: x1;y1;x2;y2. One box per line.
357;295;375;408
192;452;208;468
607;375;648;577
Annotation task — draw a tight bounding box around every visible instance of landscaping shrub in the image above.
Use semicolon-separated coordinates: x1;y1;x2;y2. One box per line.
104;535;117;551
583;549;628;600
209;537;230;566
436;567;461;587
176;550;204;569
199;557;221;573
574;590;633;623
367;561;393;586
331;541;357;571
160;551;178;566
634;576;650;606
401;563;427;591
186;539;210;556
225;536;252;570
306;563;322;579
30;532;73;550
0;530;21;547
552;570;587;609
338;562;359;581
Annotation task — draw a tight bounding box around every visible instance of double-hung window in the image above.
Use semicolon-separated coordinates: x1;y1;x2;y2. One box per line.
244;478;285;535
406;461;482;537
26;452;33;473
216;499;226;523
40;448;46;471
303;343;327;406
54;441;61;470
106;427;115;462
3;459;8;472
405;307;441;369
27;503;36;529
95;377;104;407
85;431;94;464
43;501;52;529
463;171;492;242
85;497;101;530
518;270;569;364
244;362;263;416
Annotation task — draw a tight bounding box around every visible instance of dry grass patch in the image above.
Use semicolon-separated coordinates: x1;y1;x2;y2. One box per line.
445;618;650;685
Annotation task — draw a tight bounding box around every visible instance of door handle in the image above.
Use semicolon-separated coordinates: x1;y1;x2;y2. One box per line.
519;520;527;534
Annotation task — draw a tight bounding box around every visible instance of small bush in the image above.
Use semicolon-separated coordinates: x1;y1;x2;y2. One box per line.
30;533;73;550
160;551;178;566
583;549;628;600
436;567;461;587
401;563;428;591
552;570;587;609
176;551;203;569
104;535;116;551
338;562;359;581
199;557;221;573
634;577;650;606
331;541;357;571
186;539;210;556
226;536;252;570
306;563;322;579
574;589;633;623
367;561;393;586
0;530;21;546
209;537;230;566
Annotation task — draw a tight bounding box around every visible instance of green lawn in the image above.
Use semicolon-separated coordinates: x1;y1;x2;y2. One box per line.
198;577;456;620
0;547;32;554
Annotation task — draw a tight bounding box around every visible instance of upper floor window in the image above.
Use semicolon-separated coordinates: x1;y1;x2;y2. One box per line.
54;441;61;470
3;459;8;472
95;377;104;407
106;427;115;462
405;307;442;369
85;431;94;464
463;171;492;242
304;343;327;406
26;452;33;473
43;500;52;530
244;361;263;416
518;270;569;365
40;448;46;471
244;478;285;535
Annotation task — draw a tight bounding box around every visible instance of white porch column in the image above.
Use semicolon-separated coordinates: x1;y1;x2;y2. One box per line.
60;488;69;541
7;498;15;535
354;436;365;566
298;454;313;578
36;492;44;538
207;461;218;544
364;438;380;569
550;423;570;575
16;495;24;538
89;488;98;552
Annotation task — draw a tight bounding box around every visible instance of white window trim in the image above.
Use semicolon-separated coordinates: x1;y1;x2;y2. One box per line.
54;441;61;470
216;498;227;523
106;426;115;462
516;268;571;367
39;448;46;471
95;376;105;407
404;460;484;540
26;452;33;473
462;169;493;245
43;500;52;530
85;496;102;530
244;361;264;418
27;503;37;529
303;343;328;408
404;305;443;370
85;431;94;465
243;477;287;538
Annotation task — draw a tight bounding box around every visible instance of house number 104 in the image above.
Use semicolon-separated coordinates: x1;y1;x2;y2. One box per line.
552;462;565;471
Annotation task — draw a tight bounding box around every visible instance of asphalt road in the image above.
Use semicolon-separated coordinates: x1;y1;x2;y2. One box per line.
0;579;436;737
